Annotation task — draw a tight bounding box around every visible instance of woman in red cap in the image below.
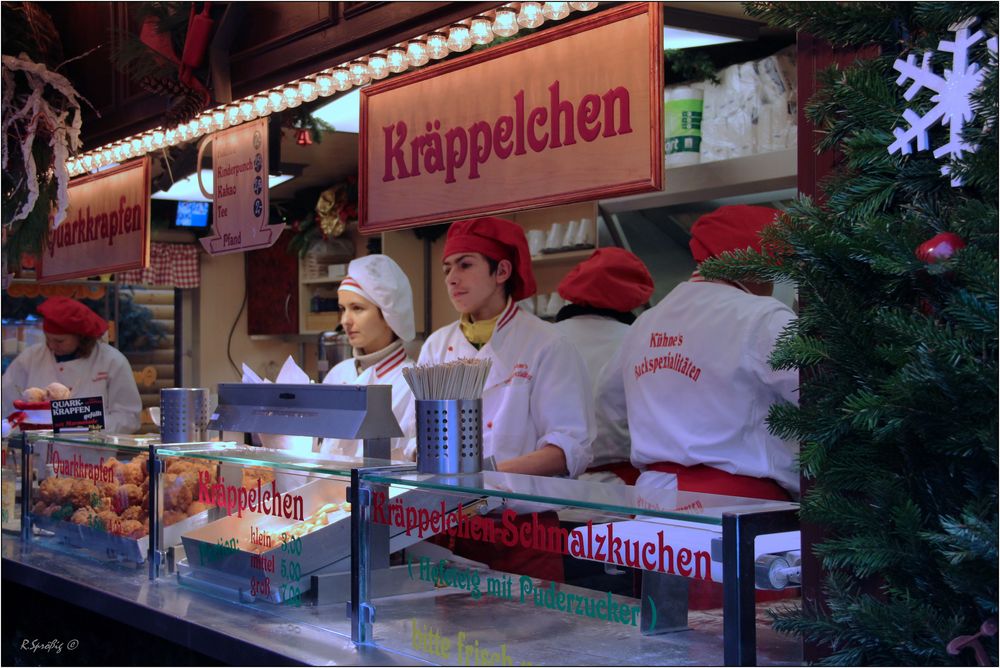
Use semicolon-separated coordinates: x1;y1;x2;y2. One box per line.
418;216;595;581
2;297;143;434
596;205;799;608
555;247;654;485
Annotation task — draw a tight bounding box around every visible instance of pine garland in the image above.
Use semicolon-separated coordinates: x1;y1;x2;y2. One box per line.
699;3;999;664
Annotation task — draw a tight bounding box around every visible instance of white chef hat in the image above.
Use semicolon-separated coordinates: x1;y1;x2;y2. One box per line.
337;255;416;341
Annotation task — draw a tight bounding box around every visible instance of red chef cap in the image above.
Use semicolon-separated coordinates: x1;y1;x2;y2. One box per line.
443;217;536;301
38;297;108;338
557;248;654;312
689;205;781;263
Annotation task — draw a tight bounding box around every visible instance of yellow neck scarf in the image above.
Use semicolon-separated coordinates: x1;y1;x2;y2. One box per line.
459;306;505;349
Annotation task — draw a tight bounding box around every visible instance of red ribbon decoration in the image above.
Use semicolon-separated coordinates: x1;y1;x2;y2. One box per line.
139;3;215;106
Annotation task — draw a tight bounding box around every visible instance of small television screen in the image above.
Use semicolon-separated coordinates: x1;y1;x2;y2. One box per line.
175;201;211;228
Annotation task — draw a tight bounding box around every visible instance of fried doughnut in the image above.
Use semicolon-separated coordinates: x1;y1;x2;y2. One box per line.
186;501;208;517
95;510;120;531
164;473;193;512
121;505;147;522
163;510;188;526
70;506;98;526
68;479;99;508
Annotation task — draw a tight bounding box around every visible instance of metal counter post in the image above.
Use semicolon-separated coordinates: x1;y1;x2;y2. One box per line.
18;432;32;545
148;443;166;580
722;507;800;666
350;468;373;643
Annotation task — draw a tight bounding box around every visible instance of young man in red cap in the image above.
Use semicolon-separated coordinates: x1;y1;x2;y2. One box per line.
419;216;594;582
2;297;143;434
419;216;594;477
598;205;798;500
555;247;654;485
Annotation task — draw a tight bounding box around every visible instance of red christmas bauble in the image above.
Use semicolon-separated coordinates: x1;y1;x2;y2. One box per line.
916;232;966;263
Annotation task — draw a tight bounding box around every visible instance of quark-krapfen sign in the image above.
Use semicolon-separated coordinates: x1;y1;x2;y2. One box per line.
360;2;663;233
39;158;151;282
200;117;283;255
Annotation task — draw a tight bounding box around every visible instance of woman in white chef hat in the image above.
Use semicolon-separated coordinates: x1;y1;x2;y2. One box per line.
320;254;417;461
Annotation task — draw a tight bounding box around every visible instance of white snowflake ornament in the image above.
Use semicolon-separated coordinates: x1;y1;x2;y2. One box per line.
888;19;998;186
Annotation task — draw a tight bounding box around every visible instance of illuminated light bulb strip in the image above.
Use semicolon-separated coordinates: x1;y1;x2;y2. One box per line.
66;2;600;177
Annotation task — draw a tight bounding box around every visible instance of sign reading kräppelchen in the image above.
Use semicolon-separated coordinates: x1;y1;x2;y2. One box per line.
359;3;663;233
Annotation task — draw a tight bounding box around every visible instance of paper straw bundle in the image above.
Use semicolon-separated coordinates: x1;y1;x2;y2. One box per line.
402;358;492;401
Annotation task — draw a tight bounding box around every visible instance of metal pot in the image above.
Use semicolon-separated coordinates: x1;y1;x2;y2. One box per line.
317;328;353;380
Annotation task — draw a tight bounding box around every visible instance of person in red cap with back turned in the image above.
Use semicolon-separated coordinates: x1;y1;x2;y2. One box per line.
596;205;799;608
2;297;142;434
419;216;595;581
555;247;653;485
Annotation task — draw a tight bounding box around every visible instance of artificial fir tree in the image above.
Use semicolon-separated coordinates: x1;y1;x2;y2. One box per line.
698;3;998;664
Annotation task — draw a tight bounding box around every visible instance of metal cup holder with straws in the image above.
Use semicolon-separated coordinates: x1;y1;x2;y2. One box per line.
403;359;492;475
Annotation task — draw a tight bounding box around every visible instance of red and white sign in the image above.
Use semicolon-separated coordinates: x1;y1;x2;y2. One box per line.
39;158;151;282
200;118;283;255
360;2;663;233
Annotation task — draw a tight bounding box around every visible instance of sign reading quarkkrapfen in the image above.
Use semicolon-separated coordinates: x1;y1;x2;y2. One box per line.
200;117;284;255
39;158;150;282
51;396;105;432
359;2;663;233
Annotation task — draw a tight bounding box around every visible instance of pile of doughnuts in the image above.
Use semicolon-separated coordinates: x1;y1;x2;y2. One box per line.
31;455;216;538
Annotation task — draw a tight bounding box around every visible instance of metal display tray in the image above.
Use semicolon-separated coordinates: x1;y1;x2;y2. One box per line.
31;510;212;564
180;478;497;603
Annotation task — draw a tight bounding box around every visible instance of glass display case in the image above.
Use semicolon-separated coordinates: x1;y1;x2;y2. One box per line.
7;428;801;665
351;468;801;666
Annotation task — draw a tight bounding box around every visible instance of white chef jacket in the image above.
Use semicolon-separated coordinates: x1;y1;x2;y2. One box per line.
598;279;800;493
554;315;631;469
320;343;416;461
1;342;142;434
419;300;594;478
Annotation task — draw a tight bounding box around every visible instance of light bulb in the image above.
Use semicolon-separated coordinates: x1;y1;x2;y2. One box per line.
569;1;598;10
543;2;570;20
349;60;372;85
152;130;165;147
386;46;408;73
282;85;302;108
121;141;135;158
367;54;389;80
447;24;472;52
225;105;241;126
67;159;79;175
492;7;520;37
470;16;494;45
268;89;287;112
331;67;353;91
518;2;545;28
299;79;319;101
82;155;94;171
212;108;227;129
199;113;215;133
253;95;271;117
407;40;430;66
112;145;124;162
102;148;114;164
426;31;449;59
131;137;144;153
238;99;256;121
164;128;178;146
315;72;335;96
142;133;155;150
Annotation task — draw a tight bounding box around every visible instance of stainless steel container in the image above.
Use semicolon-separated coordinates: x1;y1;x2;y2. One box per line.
160;387;210;443
415;399;482;474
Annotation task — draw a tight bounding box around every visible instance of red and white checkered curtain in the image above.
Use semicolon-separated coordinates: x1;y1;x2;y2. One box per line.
117;242;200;288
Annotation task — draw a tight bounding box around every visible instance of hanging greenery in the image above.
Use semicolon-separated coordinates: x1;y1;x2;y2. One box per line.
700;2;998;664
284;177;358;257
110;2;216;125
1;2;86;272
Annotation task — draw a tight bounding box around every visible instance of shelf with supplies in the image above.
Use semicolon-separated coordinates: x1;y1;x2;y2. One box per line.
300;276;346;285
599;149;797;214
530;248;596;265
298;256;347;335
